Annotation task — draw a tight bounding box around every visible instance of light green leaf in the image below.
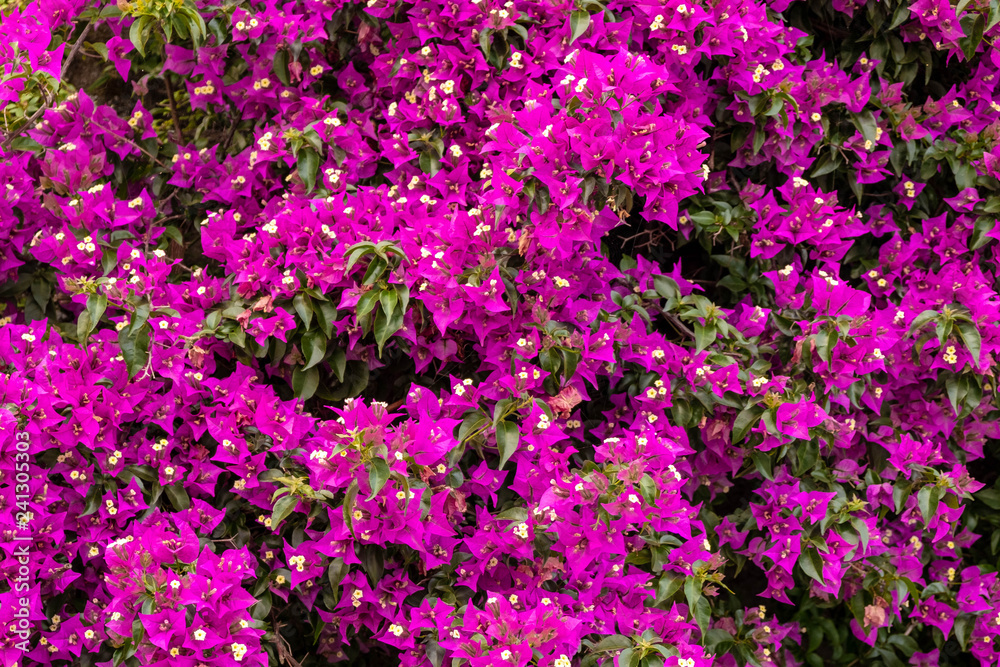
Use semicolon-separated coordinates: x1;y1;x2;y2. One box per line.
569;10;590;44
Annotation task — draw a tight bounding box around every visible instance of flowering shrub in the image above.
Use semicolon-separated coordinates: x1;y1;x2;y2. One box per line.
2;0;1000;665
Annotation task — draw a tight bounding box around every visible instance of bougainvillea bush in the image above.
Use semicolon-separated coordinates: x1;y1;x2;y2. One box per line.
4;0;1000;664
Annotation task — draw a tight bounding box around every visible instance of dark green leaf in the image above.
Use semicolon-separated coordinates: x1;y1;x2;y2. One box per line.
496;420;520;470
591;635;632;653
496;507;529;522
292;293;314;329
292;366;319;400
273;48;291;86
917;485;940;523
732;405;764;444
301;330;327;370
118;324;150;379
360;544;384;585
297;149;320;194
342;479;359;539
271;494;297;526
330;347;346;383
164;484;190;511
379;288;398;319
366;457;390;501
956;320;982;364
798;548;825;584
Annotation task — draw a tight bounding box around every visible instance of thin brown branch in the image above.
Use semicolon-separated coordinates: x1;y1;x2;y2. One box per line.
88;118;166;168
665;312;696;339
220;110;244;157
1;19;93;149
163;72;184;145
61;20;94;80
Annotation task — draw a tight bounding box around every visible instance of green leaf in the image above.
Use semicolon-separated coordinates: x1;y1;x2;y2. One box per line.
496;420;520;469
795;439;820;475
852;110;879;145
888;634;919;657
971;215;996;250
963;13;985;60
694;323;716;352
893;479;912;513
9;136;42;153
750;450;774;480
379;288;398;320
815;328;839;364
591;635;632;653
130;303;150;336
976;487;1000;510
917;485;940;523
292;366;319;400
373;301;404;357
164;484;190;511
77;310;93;344
301;330;327;370
955;320;982;364
908;309;938;335
492;398;514;427
327;557;348;589
478;28;491;58
954;614;973;651
366;457;390;501
342;480;359;539
356;289;381;321
361;256;389;286
458;410;489;443
798;549;825;584
496;506;529;522
129;15;152;58
683;576;702;610
273;48;291;86
946;376;961;414
271;494;297;526
292;293;314;329
316;301;337;338
569;10;590;44
360;544;384;585
330;347;346;383
81;294;108;334
118;324;150;379
297;149;320;194
732;405;764;444
693;596;711;637
80;484;104;516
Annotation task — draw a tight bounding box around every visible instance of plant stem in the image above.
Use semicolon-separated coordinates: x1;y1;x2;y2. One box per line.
1;19;93;149
88;119;166;167
220;110;244;157
60;19;94;80
163;72;184;145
